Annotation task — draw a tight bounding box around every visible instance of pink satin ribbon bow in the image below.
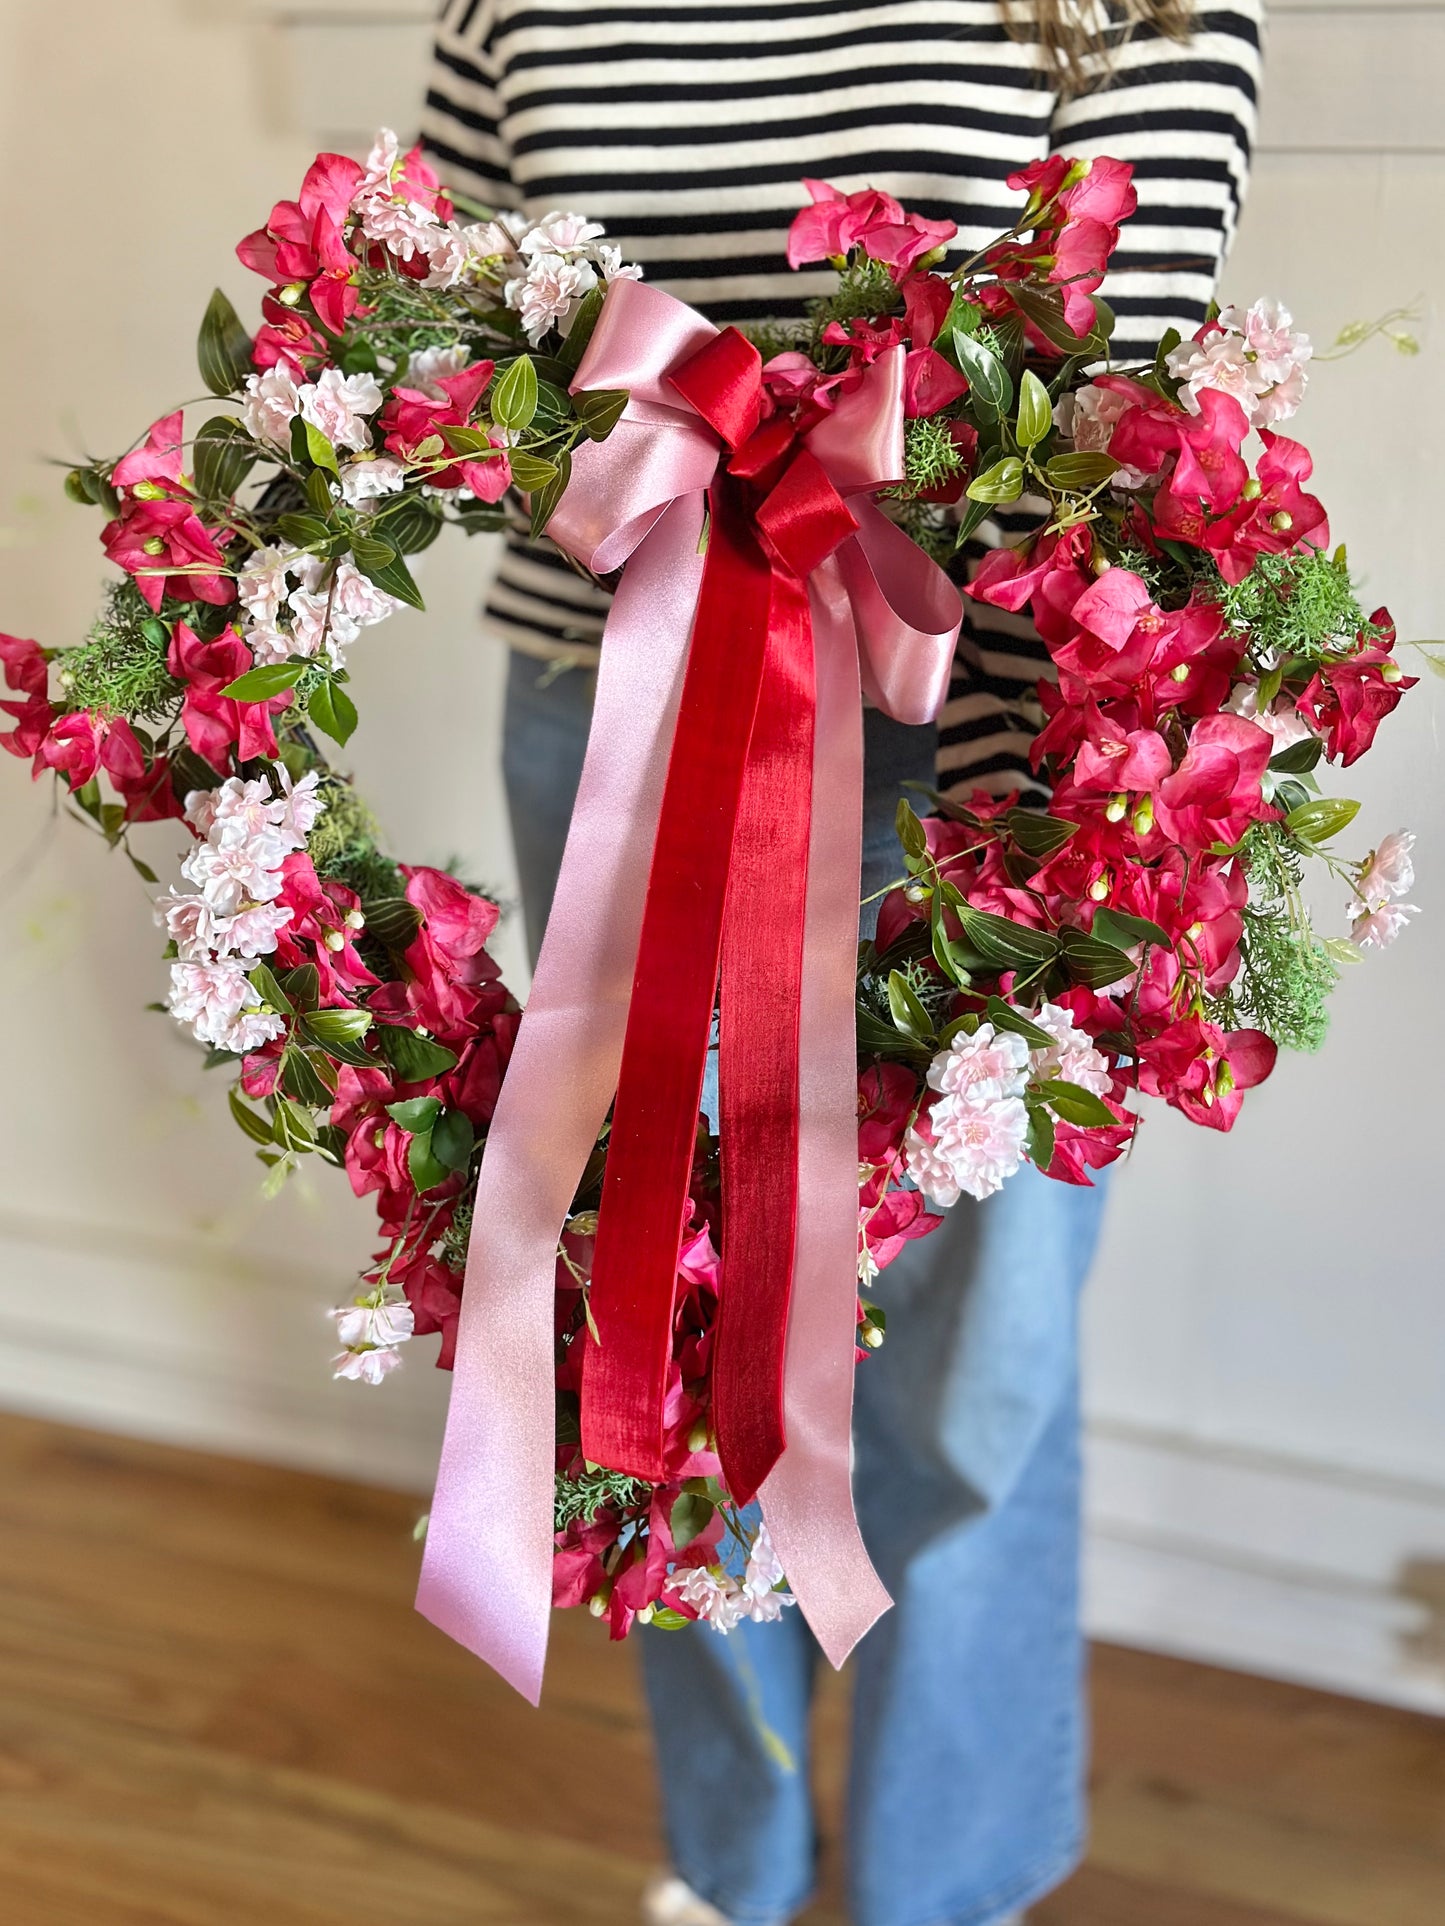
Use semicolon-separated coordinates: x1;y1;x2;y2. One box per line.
417;277;962;1702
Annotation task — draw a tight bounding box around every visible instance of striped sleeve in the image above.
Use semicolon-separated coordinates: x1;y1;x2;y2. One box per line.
423;0;519;208
939;4;1262;802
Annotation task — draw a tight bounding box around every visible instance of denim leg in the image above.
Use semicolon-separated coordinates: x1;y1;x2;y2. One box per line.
502;663;1101;1926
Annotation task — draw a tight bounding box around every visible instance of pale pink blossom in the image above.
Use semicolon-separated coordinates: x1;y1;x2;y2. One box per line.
1356;829;1416;904
297;368;384;454
215;1006;287;1055
338;455;406;505
288;559;399;665
154;889;227;960
240;363;302;446
1030;1003;1112;1097
925;1022;1030;1106
1168;298;1312;430
1061;383;1152;487
422;216;528;289
906;1094;1030;1205
596;243;643;284
331;1290;415;1353
402;343;472;398
1227;681;1318;753
180;836;287;916
166;957;251;1044
505;253;598;344
236;545;302;629
332;1345;406;1385
671;1528;795;1632
520;210;606;257
1351;900;1418;950
1167;331;1259;416
222;900;294;959
204;774;288;848
273;766;325;843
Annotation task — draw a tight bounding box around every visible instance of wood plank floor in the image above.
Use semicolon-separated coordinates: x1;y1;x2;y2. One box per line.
0;1413;1441;1926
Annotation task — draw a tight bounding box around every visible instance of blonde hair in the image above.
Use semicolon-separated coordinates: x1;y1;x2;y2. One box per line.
1004;0;1197;95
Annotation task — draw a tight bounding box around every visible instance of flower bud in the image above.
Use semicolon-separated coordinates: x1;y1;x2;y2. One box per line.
324;929;345;952
1202;1082;1216;1107
637;1603;655;1625
1132;796;1155;836
1382;660;1403;683
132;480;168;502
1170;662;1191;683
1270;510;1294;534
1091;552;1112;577
278;282;306;307
1242;477;1263;501
1088;875;1111;903
1186;920;1204;942
904;884;928;903
687;1419;710;1453
1216;1060;1236;1097
1105;793;1128;823
142;537;167;556
345;908;366;930
587;1591;610;1617
862;1323;885;1349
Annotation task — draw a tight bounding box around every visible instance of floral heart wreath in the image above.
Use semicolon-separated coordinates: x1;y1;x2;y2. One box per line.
1;131;1420;1638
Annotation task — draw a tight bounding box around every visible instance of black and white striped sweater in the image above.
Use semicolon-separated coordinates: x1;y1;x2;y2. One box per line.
421;0;1264;798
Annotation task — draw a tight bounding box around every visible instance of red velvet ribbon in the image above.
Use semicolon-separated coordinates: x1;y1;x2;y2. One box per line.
580;329;859;1503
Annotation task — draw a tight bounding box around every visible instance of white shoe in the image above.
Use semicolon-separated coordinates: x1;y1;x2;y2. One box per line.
642;1873;735;1926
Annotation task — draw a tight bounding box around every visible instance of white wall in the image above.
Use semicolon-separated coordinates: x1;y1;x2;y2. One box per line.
0;0;1441;1710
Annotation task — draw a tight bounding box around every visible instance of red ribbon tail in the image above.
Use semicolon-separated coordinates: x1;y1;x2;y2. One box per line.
714;571;816;1505
581;483;771;1482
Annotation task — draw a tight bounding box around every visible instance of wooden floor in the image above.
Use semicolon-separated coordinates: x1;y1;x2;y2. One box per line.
0;1414;1442;1926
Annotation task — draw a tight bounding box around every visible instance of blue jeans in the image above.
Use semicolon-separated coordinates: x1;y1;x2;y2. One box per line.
503;651;1106;1926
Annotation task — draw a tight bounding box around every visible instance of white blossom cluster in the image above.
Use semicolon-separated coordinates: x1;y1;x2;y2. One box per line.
904;1004;1112;1205
1166;297;1313;431
671;1524;796;1632
234;541;400;669
158;766;324;1053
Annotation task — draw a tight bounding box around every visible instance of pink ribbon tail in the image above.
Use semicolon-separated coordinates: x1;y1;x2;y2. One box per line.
415;494;705;1701
759;560;893;1664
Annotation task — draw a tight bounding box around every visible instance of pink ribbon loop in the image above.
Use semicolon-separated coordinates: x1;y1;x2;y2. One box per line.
418;275;963;1694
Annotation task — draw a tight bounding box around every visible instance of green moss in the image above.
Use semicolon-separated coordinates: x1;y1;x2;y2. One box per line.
56;581;181;722
305;779;404;900
1217;548;1383;669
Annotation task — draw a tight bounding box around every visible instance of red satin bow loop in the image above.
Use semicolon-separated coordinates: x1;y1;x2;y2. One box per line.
417;276;962;1698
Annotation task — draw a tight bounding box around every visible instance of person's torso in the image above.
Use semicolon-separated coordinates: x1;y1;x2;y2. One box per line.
444;0;1058;322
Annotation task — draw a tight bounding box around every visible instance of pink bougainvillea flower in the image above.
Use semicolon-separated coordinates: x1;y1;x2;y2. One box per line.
1297;623;1414;767
166;621;292;765
0;633;53;762
1137;1015;1277;1130
378;361;510;498
1150;712;1275;852
112;410;188;493
787;179;955;275
101;498;232;612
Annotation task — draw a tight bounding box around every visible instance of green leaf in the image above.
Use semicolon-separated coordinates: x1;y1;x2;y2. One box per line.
1038;1078;1118;1128
219;661;304;702
1010;280;1113;360
197;288;253;397
558;287;605;371
386;1095;443;1135
302;420;339;476
984;995;1054;1050
431;1107;476;1171
574;387;629;441
965;457;1025;506
957;905;1059;970
351;534;424;610
276;512;333;551
279;963;320;1011
953;495;996;548
307;676;358;748
1045;450;1121;491
951;330;1013;417
440;424;497;456
271;1094;318;1151
376;492;443;554
508;449;559;490
247;961;293;1015
491;354;539;432
193;416;258;500
1285;796;1361;844
407;1129;451;1194
887;969;934;1043
303;1008;372;1048
375;1025;459;1081
669;1490;716;1551
895;797;928;863
228;1087;275;1146
1026;1104;1056;1174
1089;906;1173;952
363;896;424;952
1269;734;1325;775
530;447;572;537
1059;930;1135;989
1006;809;1077;859
279;1049;337;1107
1016;368;1053;450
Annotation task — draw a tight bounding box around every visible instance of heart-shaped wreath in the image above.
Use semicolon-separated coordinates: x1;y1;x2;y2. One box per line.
1;131;1419;1638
